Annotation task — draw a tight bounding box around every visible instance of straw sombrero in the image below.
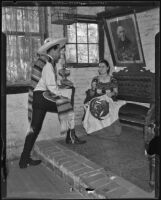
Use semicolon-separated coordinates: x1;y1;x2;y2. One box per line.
37;37;67;55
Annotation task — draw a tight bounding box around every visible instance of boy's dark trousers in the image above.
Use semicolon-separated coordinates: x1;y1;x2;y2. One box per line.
19;91;58;168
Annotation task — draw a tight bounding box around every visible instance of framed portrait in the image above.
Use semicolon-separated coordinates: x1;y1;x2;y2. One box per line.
104;13;145;68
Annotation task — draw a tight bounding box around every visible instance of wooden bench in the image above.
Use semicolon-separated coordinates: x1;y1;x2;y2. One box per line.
113;67;157;192
113;67;155;126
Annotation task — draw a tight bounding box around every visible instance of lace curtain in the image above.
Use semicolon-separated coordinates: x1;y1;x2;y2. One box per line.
2;6;46;85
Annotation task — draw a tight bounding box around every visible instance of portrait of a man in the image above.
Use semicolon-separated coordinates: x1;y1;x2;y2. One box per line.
116;25;140;61
106;14;145;67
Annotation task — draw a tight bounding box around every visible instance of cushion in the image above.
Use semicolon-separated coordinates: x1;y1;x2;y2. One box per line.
119;103;149;121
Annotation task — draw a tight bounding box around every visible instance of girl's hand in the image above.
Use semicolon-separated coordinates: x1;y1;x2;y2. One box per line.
106;90;112;97
107;93;112;98
97;89;102;94
91;81;97;90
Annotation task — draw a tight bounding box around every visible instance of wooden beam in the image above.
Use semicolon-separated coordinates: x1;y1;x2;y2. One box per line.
97;5;159;19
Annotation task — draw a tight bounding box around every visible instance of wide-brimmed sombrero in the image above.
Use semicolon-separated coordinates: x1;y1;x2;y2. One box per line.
37;37;67;55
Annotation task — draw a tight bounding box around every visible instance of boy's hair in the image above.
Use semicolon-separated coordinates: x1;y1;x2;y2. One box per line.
47;44;60;54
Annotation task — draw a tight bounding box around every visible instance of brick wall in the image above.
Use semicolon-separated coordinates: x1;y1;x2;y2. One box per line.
137;8;159;72
47;7;159;125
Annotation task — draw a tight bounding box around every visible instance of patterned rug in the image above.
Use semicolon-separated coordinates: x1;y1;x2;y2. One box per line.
57;124;152;192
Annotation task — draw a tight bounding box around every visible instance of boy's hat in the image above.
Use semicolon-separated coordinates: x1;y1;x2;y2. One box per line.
38;37;67;55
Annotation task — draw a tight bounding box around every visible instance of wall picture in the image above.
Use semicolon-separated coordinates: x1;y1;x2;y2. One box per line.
105;13;145;67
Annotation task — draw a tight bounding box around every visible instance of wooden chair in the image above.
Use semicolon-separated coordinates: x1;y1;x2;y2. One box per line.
144;103;160;194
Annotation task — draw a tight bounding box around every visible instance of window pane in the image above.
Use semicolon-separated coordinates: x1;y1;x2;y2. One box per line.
67;23;76;43
78;44;88;63
77;23;87;43
89;44;99;63
22;8;39;32
7;35;17;83
66;44;76;63
66;22;99;65
3;6;41;84
7;35;41;84
28;8;39;32
2;7;17;32
2;8;8;31
17;8;24;31
31;37;41;59
17;36;30;62
2;7;39;32
88;23;98;43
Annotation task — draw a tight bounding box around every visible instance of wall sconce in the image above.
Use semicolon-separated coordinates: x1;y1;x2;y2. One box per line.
51;7;77;25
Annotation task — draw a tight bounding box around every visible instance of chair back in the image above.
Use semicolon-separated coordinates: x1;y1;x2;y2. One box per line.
113;67;155;103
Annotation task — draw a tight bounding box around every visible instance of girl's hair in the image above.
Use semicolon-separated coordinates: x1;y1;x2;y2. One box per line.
99;59;110;74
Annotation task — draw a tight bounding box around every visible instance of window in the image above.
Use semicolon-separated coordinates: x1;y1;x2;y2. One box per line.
2;6;44;85
66;22;99;67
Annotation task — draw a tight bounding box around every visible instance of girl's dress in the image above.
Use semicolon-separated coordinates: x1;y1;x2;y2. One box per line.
83;76;126;134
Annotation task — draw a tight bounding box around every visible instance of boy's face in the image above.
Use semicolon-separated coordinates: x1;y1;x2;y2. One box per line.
50;45;65;63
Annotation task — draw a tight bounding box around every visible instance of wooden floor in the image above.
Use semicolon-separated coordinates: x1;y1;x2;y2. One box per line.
5;160;85;199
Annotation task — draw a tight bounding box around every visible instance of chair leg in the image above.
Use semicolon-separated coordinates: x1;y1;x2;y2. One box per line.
155;155;160;198
148;155;155;189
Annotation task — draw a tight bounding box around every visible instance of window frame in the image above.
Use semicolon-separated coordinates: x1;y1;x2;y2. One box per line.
64;16;103;68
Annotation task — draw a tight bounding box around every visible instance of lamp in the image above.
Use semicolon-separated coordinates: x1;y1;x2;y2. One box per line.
51;7;77;25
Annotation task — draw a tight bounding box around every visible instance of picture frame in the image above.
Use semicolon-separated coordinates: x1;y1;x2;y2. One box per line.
104;13;145;68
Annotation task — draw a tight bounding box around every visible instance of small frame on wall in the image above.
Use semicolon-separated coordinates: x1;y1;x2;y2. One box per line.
104;13;145;68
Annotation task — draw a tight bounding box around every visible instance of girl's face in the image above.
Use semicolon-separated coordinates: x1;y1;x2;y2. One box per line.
98;62;109;75
91;81;97;89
